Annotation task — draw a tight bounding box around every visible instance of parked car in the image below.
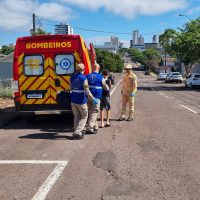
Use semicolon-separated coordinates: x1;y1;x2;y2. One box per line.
138;65;145;71
166;72;183;83
185;73;200;88
157;72;167;80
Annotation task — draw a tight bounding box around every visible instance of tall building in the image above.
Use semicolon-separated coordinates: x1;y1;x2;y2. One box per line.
130;29;144;50
132;30;139;45
130;40;133;47
55;24;73;35
138;35;144;45
152;35;158;43
131;30;144;47
110;36;119;46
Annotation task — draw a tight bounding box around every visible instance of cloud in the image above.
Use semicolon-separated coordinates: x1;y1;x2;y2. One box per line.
187;6;200;15
35;3;72;22
61;0;188;19
0;0;72;31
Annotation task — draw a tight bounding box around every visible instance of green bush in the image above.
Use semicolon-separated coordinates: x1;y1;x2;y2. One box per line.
0;81;13;98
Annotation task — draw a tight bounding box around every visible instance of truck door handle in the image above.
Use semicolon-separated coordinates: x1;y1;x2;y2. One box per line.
55;78;60;87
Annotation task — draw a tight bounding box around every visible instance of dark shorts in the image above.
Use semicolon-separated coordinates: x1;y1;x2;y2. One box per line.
100;96;111;111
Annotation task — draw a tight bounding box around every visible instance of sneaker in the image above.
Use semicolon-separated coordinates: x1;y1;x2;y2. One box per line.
72;133;84;140
94;128;98;134
86;130;96;134
105;123;111;127
118;117;126;121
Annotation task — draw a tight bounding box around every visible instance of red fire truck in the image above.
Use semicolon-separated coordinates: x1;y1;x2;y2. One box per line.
13;34;96;120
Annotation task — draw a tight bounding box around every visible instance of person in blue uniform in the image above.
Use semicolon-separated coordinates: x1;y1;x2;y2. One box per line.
86;63;109;134
70;63;95;139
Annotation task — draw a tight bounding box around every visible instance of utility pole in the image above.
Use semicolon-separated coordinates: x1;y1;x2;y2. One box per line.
32;13;36;35
164;51;167;73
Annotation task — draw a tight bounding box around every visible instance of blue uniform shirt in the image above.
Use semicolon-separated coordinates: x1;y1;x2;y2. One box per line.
87;72;103;99
70;73;87;104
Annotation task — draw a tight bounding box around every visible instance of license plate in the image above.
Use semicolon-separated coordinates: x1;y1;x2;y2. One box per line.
27;94;43;99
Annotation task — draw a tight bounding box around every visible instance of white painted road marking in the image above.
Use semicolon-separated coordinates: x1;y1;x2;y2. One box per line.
0;160;66;164
32;161;68;200
0;160;68;200
159;92;169;98
180;105;197;115
116;80;121;86
110;87;117;96
110;80;121;96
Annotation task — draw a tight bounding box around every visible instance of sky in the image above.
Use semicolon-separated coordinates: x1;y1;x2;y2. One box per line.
0;0;200;47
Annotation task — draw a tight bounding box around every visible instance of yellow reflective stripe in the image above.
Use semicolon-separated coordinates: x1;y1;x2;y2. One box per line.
18;53;24;65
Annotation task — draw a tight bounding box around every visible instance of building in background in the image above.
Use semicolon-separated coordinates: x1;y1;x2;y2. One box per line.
132;30;139;45
110;36;119;46
95;36;121;53
152;35;159;43
104;42;112;46
55;24;73;35
118;42;124;48
138;35;144;45
94;45;118;54
131;45;145;51
144;43;158;50
130;29;144;50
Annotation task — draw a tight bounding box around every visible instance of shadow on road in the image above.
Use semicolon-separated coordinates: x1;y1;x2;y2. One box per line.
138;85;200;92
137;86;154;91
19;132;74;140
3;114;74;131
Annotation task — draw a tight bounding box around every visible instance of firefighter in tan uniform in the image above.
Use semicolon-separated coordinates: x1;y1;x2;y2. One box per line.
118;64;137;121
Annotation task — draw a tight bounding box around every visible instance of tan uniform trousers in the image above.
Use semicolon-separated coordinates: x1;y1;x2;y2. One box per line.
121;95;135;118
71;103;88;135
87;99;100;131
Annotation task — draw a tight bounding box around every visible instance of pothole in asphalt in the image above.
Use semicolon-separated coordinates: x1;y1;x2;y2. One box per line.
93;151;117;175
103;178;144;197
137;140;161;153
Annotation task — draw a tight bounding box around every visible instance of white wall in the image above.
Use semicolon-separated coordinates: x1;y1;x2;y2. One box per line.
0;62;13;80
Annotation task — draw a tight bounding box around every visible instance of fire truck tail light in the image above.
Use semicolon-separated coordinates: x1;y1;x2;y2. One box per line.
12;80;19;92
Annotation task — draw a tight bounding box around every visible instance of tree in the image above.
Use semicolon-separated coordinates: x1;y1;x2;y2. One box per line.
117;48;129;57
128;48;145;64
159;17;200;75
0;45;14;55
143;49;161;73
95;49;124;72
31;25;50;36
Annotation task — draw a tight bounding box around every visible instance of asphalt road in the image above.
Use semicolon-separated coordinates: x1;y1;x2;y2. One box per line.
0;71;200;200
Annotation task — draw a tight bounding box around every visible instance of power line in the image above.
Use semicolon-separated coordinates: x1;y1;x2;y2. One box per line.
0;12;162;35
35;14;131;35
36;15;160;35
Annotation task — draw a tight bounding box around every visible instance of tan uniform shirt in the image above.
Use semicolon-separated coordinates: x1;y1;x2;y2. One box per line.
122;72;137;96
